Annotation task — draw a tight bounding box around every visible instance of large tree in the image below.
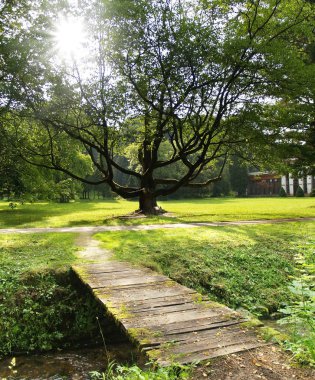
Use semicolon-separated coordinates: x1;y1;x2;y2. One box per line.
2;0;315;213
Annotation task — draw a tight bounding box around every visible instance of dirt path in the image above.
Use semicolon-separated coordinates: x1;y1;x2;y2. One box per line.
191;345;315;379
0;217;314;234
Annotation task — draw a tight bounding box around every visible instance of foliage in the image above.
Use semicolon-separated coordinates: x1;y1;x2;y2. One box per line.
211;165;231;197
55;178;80;203
311;188;315;197
0;233;103;356
296;186;305;197
229;157;249;197
278;239;315;366
279;187;287;197
8;202;17;210
2;0;314;213
90;362;192;380
96;223;315;314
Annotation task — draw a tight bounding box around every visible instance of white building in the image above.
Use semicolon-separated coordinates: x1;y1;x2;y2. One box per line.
247;172;315;196
281;174;315;195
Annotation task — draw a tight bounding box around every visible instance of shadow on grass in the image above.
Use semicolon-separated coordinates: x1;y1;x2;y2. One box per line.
0;199;122;228
96;222;314;312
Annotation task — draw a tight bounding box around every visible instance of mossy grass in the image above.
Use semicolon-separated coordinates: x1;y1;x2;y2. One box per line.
0;197;314;228
259;326;288;343
96;222;315;316
127;328;162;345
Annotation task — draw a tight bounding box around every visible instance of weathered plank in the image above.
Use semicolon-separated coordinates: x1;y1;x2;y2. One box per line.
156;340;268;366
96;284;197;303
80;275;168;289
72;239;268;366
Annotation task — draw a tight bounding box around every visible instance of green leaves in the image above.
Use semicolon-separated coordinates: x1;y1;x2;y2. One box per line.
278;237;315;366
0;233;103;356
1;0;315;204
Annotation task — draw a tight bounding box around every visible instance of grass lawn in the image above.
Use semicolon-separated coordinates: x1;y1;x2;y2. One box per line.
96;221;315;316
0;197;314;228
0;233;102;356
0;199;136;228
160;197;315;223
0;233;77;271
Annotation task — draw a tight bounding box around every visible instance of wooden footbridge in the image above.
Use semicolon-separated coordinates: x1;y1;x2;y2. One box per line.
72;237;267;366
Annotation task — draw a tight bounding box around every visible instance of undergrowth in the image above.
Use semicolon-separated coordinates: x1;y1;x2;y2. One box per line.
90;361;193;380
278;237;315;366
0;233;103;356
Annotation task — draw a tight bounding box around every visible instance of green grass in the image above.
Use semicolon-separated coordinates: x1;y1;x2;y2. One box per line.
0;197;315;228
96;222;315;315
160;197;315;223
90;362;192;380
0;233;77;270
0;199;136;228
0;234;103;356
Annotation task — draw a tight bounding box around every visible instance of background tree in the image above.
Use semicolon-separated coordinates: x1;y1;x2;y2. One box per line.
2;0;315;213
229;156;249;197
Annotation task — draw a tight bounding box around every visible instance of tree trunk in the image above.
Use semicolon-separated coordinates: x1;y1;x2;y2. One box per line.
138;191;164;215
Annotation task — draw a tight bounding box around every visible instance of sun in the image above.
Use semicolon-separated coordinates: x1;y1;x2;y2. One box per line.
53;15;87;60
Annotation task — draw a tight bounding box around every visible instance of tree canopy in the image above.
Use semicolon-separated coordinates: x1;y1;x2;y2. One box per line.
1;0;314;212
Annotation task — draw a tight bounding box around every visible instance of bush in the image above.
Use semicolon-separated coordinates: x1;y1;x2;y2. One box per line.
90;362;193;380
0;269;104;355
278;245;315;367
310;188;315;197
279;187;287;197
295;186;304;197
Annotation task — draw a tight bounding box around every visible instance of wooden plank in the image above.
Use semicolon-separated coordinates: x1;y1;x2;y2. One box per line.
131;302;199;315
84;270;164;280
96;284;197;304
156;340;269;366
73;262;136;274
117;294;206;310
130;303;233;319
154;330;261;356
138;324;252;347
122;308;239;329
129;300;230;314
123;310;243;330
92;294;195;310
82;266;163;278
146;319;246;336
83;275;168;289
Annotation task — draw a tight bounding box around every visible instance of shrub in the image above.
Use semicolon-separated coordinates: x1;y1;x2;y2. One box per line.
8;202;17;210
278;243;315;366
295;186;304;197
279;187;287;197
0;269;104;355
310;188;315;197
90;362;193;380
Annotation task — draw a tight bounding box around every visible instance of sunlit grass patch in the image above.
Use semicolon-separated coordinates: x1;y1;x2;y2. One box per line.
96;222;315;316
0;199;136;228
0;233;77;270
0;197;314;228
159;197;315;222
